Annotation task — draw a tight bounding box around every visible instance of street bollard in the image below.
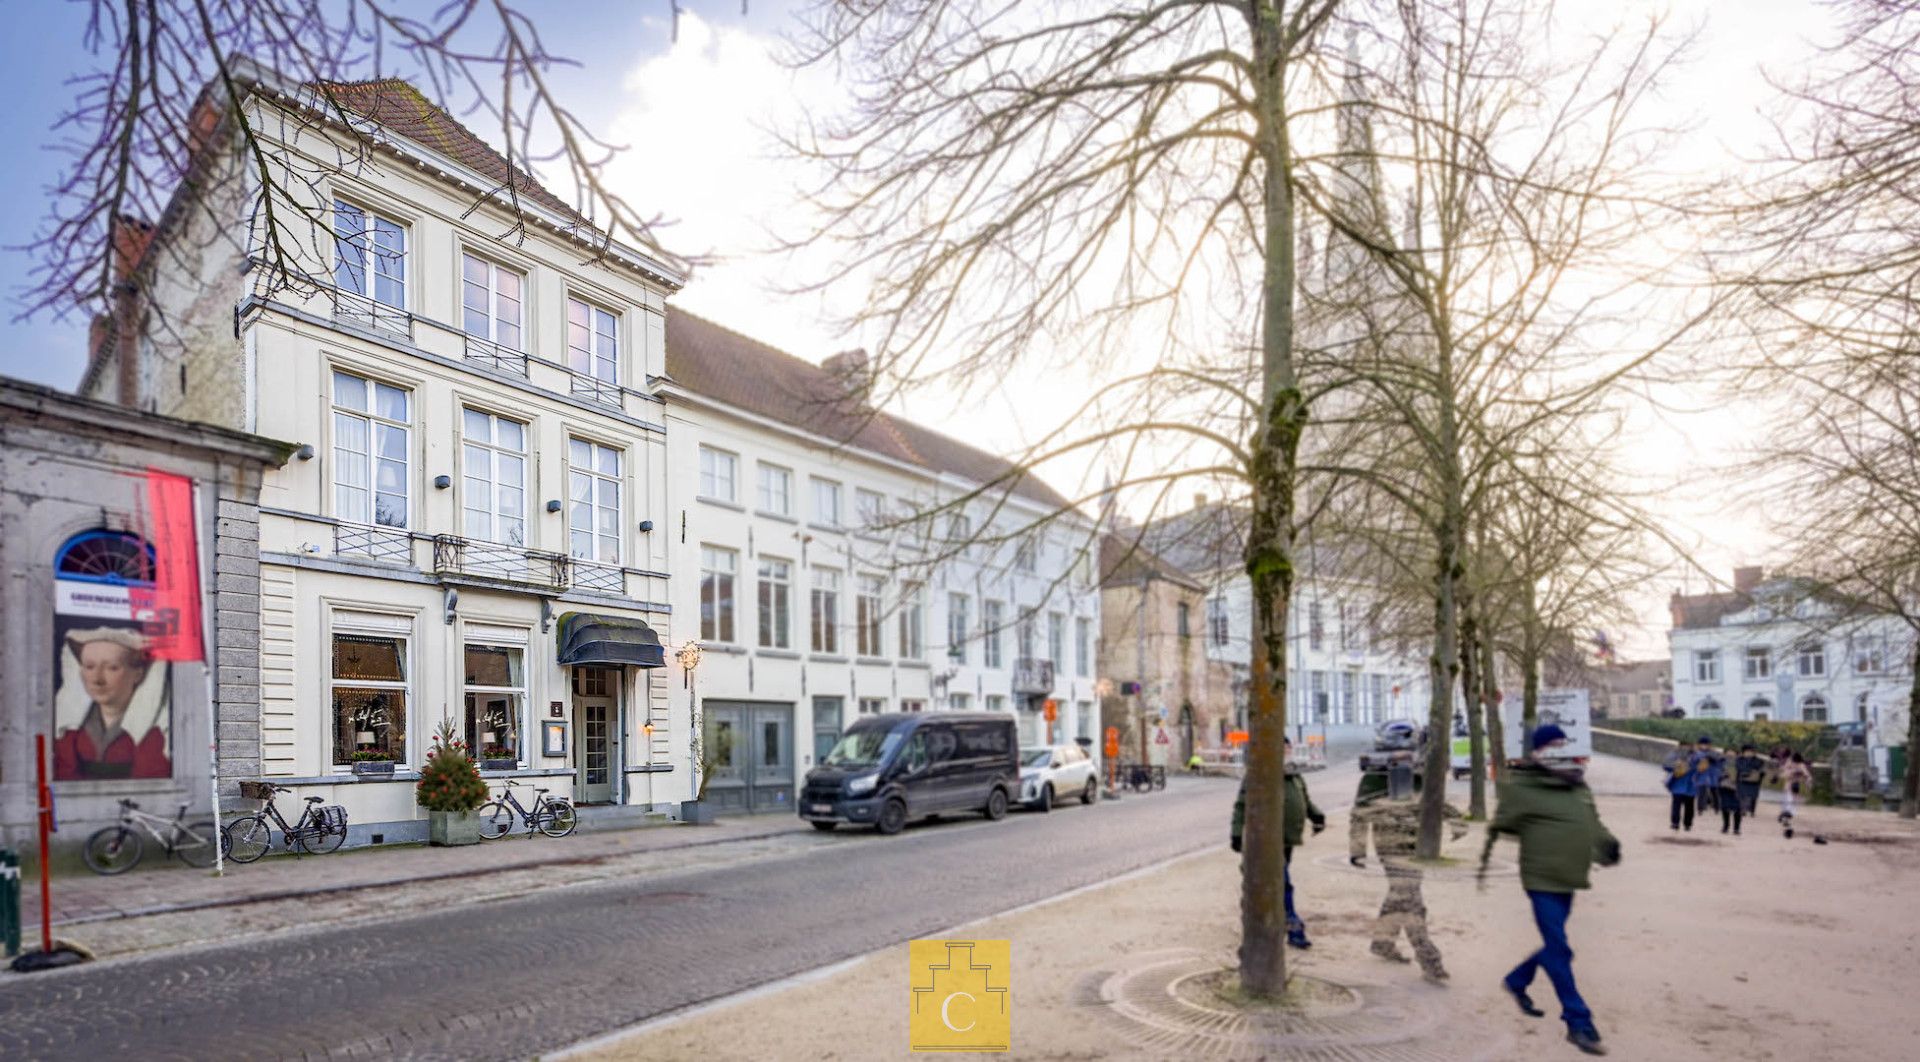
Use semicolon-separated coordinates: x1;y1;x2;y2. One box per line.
1;848;19;959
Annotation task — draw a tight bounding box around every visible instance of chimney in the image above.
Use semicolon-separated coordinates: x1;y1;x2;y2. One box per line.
1193;493;1208;511
1732;566;1763;593
108;214;156;408
822;348;871;405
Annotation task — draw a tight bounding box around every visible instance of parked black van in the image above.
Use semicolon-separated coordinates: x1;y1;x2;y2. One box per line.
799;712;1019;834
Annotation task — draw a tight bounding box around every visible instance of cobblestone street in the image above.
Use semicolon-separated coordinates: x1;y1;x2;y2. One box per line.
0;773;1275;1060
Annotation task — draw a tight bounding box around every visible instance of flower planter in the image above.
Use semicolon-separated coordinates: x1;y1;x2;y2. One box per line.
429;809;482;846
480;759;518;772
351;761;396;776
680;800;717;825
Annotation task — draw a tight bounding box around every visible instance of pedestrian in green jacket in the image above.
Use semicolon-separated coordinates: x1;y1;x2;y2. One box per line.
1230;736;1325;948
1480;724;1621;1057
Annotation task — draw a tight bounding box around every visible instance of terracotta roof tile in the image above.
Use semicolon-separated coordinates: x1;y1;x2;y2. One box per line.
314;79;587;230
663;309;1073;511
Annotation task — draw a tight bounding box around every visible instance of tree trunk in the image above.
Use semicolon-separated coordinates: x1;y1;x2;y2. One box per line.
1417;516;1462;858
1458;600;1481;817
1476;620;1498;796
1902;635;1920;818
1238;0;1305;1000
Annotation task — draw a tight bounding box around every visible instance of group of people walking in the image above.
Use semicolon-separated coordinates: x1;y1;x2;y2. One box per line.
1663;737;1812;835
1230;724;1619;1056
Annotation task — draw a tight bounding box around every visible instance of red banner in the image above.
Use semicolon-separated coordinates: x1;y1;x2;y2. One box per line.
140;469;204;662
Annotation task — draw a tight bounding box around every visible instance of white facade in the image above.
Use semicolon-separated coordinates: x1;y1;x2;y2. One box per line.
90;80;691;839
1198;567;1433;730
660;376;1102;813
1668;587;1913;750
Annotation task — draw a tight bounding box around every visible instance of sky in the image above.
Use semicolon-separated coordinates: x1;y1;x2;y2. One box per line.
0;0;1848;655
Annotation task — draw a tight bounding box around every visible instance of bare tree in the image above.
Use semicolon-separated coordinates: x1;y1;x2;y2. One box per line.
783;0;1352;999
1295;0;1694;855
27;0;688;371
1728;1;1920;816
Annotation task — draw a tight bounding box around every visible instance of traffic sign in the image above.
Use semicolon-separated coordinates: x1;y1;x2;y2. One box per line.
1154;727;1171;745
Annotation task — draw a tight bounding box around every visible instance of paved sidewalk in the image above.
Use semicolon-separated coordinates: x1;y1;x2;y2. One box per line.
20;811;807;931
584;779;1920;1061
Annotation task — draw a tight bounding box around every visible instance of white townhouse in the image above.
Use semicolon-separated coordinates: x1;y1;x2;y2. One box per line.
1133;499;1434;741
82;73;688;840
1669;566;1913;777
657;313;1102;814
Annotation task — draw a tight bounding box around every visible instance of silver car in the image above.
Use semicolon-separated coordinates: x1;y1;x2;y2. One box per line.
1018;744;1100;812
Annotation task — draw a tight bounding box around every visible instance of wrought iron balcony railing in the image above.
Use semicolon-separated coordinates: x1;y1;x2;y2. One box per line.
432;535;568;590
335;522;413;563
463;334;530;378
571;560;625;594
1011;658;1056;696
332;288;414;341
569;371;622;407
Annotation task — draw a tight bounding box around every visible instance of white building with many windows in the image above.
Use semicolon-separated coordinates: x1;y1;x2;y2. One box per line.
82;74;688;839
658;315;1102;813
1669;568;1912;774
1130;499;1434;740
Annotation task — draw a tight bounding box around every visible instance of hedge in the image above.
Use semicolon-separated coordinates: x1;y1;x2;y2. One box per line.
1604;717;1836;760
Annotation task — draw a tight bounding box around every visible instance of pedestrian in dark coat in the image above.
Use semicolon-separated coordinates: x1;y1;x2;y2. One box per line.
1716;752;1743;834
1481;724;1621;1057
1732;745;1768;816
1230;736;1326;948
1662;741;1696;831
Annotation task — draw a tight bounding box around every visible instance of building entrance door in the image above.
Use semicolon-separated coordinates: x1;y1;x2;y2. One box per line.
572;666;619;804
702;700;794;814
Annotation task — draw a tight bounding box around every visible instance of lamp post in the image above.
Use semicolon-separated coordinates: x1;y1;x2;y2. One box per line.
677;642;704;801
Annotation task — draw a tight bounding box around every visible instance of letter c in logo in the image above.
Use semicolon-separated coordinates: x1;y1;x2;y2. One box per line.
940;991;976;1032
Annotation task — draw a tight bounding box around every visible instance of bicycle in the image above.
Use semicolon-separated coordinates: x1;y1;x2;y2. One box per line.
82;799;222;875
223;781;351;863
477;779;579;839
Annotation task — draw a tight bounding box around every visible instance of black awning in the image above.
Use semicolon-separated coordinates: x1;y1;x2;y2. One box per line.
556;612;666;668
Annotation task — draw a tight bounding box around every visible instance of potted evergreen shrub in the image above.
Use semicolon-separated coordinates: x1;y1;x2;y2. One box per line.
681;719;721;825
417;720;489;845
350;749;396;776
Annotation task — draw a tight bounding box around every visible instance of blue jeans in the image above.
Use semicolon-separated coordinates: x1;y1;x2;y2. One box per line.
1284;847;1302;930
1505;890;1591;1031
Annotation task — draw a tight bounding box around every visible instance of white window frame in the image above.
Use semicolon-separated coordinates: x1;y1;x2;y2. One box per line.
460;252;524;349
701;545;739;644
329;617;413;769
812;477;843;527
567;438;623;565
1208;596;1230;648
461;408;528;547
1744;646;1772;681
983;600;1005;669
857;574;886;657
986;694;1008;715
566;295;620;384
757;463;793;516
1047;611;1065;664
757;556;792;650
1800;694;1829;723
699;446;738;503
463;639;528;767
855;488;887;531
948;593;970;664
899;582;925;659
330;369;411;529
812;567;842;654
1075;617;1091;677
1308;602;1325;651
1853;636;1887;675
857;696;887;715
1797;642;1826;677
333;199;407;309
1693;650;1720;684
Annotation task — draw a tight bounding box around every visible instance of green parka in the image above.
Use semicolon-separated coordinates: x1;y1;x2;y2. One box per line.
1231;769;1325;848
1484;761;1619;893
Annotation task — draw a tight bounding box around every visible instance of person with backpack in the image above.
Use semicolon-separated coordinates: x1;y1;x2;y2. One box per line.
1732;744;1768;818
1230;735;1326;948
1481;724;1622;1057
1662;740;1696;831
1715;750;1743;834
